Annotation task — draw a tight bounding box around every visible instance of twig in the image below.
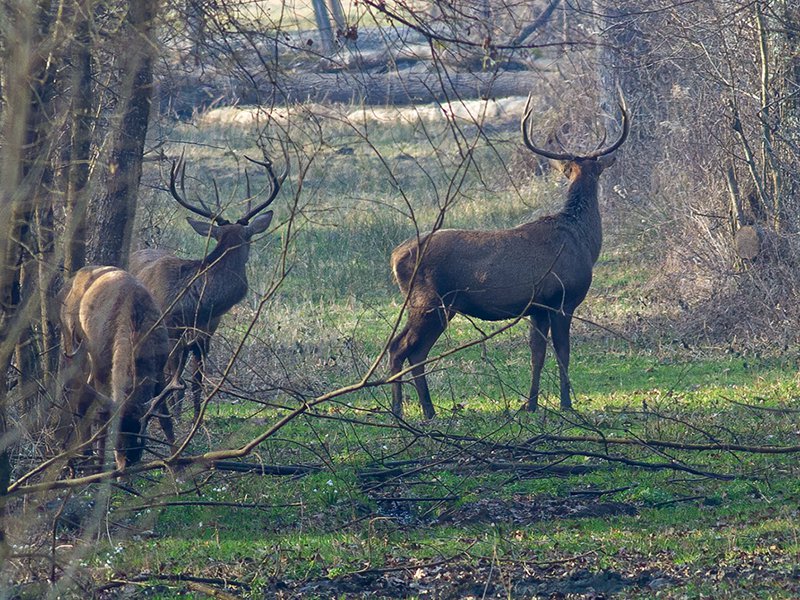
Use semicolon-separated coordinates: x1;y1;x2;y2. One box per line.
205;460;320;475
720;395;800;414
469;550;597;567
570;486;632;497
372;495;458;503
97;573;250;592
652;495;707;508
185;581;241;600
528;434;800;455
115;500;304;513
343;542;477;577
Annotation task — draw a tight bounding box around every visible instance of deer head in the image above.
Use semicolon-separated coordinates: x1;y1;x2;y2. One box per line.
168;149;289;255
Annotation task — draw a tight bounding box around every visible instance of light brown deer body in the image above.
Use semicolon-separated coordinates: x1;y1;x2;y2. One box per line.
389;96;629;419
57;266;172;470
130;152;286;419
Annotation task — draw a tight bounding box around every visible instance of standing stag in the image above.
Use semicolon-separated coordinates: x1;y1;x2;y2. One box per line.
57;266;173;470
389;94;630;418
130;150;287;419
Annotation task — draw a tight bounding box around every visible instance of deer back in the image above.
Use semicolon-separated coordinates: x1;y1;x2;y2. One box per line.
392;215;599;321
130;228;253;334
62;266;168;396
58;266;168;466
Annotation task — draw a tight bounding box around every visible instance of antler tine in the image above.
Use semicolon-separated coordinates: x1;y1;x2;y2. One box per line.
593;128;608;152
584;87;630;159
210;178;222;215
238;142;290;224
521;88;630;162
244;168;253;215
168;150;228;225
520;93;578;161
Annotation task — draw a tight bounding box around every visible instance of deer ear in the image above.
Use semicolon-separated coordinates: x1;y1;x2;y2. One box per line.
186;217;216;238
246;211;273;236
597;153;617;170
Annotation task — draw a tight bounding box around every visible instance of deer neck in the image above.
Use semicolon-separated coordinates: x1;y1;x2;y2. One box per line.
192;240;250;318
562;172;603;263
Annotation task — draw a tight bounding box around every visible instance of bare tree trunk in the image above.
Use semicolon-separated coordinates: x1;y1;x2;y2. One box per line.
0;0;43;561
64;0;93;275
512;0;562;46
89;0;160;268
326;0;345;36
311;0;335;54
186;0;207;66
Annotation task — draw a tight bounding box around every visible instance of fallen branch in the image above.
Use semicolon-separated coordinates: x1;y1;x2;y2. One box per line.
372;495;458;503
570;486;633;497
115;500;304;513
652;495;708;508
345;542;477;577
529;434;800;455
206;460;320;475
98;573;250;592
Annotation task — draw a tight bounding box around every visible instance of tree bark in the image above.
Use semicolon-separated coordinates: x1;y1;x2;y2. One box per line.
64;0;94;275
88;0;160;268
0;0;49;562
512;0;561;46
326;0;346;36
311;0;335;54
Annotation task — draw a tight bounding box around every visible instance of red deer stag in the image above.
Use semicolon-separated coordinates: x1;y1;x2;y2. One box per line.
130;151;287;419
389;94;630;419
57;266;173;470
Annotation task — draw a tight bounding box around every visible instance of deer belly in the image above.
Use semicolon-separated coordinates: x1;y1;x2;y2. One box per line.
443;289;538;321
444;278;589;321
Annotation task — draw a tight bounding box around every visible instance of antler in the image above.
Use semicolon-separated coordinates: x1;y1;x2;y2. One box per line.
169;151;229;225
237;142;290;225
521;89;630;161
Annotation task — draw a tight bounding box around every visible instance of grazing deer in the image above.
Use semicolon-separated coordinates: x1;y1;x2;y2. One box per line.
57;266;172;470
389;94;630;418
130;151;287;419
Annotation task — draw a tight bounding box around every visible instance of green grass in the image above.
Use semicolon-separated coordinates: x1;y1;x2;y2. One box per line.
29;108;800;598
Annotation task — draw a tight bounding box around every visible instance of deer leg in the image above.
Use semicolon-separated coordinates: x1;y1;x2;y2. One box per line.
549;312;573;410
116;400;145;470
389;308;447;420
96;403;110;472
527;309;551;411
389;323;413;418
166;341;189;420
190;342;206;422
149;371;177;456
60;381;95;460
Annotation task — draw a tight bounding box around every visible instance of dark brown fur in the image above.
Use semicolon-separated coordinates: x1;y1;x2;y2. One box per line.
130;217;272;420
389;102;629;419
130;152;284;420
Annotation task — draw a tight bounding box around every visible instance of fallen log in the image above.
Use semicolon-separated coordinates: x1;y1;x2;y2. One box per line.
160;68;549;116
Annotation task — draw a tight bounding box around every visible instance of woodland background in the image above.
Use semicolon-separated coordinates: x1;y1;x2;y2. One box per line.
1;1;800;598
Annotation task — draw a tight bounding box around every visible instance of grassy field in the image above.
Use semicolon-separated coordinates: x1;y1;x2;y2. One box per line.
22;106;800;599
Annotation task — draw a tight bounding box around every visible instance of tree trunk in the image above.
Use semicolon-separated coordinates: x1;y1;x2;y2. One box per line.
88;0;160;268
0;0;47;561
64;0;94;275
311;0;335;54
326;0;345;36
512;0;562;46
